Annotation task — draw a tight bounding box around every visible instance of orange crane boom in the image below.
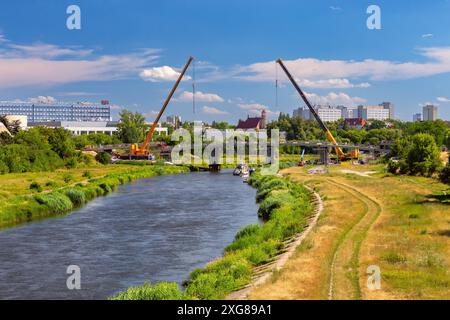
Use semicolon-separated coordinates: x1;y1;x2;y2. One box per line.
276;58;358;160
131;56;194;157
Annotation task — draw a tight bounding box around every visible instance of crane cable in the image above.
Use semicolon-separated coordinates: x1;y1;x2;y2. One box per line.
192;59;196;114
275;61;279;110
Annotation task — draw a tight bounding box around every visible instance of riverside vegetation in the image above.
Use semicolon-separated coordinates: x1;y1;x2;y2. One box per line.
112;171;313;300
0;165;189;228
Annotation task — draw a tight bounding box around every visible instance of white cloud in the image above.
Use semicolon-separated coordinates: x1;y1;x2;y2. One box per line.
0;35;159;89
437;96;450;102
28;96;57;104
237;47;450;83
296;78;370;89
238;103;268;110
422;34;434;38
329;6;342;11
4;44;93;58
57;91;103;97
176;90;224;102
202;106;228;114
139;66;191;82
304;92;366;106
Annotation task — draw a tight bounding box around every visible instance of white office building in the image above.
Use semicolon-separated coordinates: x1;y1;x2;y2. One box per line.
294;106;342;122
358;105;390;120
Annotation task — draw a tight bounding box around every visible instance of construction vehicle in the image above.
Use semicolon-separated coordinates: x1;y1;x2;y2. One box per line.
276;58;359;161
298;148;306;166
129;56;194;159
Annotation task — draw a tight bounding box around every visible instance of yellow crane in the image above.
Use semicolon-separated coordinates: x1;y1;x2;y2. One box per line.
129;56;194;159
276;58;359;161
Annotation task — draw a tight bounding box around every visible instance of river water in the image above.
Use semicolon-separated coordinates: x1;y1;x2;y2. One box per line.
0;170;259;299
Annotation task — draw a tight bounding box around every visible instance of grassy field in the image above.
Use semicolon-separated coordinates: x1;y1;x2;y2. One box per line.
0;163;189;229
249;164;450;300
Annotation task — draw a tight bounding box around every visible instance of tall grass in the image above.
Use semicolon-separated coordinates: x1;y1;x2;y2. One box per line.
113;170;313;300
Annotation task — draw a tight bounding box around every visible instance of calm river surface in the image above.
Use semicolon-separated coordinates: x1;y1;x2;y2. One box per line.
0;170;259;299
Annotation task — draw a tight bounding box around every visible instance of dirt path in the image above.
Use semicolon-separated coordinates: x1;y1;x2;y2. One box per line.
326;180;382;300
227;185;324;300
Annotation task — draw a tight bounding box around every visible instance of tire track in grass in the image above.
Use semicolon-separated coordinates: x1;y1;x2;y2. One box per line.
326;179;382;300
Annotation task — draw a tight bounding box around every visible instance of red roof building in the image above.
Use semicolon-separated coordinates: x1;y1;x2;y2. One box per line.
236;110;267;130
344;117;366;129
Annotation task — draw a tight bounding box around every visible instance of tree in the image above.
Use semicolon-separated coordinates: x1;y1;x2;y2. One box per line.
368;120;386;130
117;110;147;143
47;128;76;158
95;151;111;165
406;133;441;176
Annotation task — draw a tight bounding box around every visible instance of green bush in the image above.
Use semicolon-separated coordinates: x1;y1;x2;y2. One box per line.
82;171;93;179
29;181;43;192
65;188;86;207
112;282;188;300
95;152;111;165
34;192;73;214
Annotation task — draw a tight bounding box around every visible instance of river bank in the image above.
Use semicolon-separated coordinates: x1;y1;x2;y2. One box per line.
0;169;259;299
0;164;190;229
113;171;315;300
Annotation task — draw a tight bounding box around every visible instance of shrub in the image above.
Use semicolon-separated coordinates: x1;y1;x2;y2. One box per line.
65;188;86;207
45;181;57;187
29;181;42;192
63;173;74;184
83;171;93;179
95;152;111;165
34;192;73;214
112;282;188;300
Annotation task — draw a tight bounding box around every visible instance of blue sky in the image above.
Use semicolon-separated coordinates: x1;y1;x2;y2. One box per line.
0;0;449;122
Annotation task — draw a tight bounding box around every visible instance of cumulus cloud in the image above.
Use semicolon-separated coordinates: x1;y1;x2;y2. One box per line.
28;96;57;104
202;106;228;114
304;92;366;106
139;66;191;82
176;91;224;102
0;35;159;89
238;103;268;110
236;47;450;83
437;96;450;102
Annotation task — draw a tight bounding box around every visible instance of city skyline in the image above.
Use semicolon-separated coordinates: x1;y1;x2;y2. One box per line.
0;1;450;122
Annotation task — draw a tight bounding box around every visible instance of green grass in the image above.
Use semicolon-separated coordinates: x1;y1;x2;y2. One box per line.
112;170;314;300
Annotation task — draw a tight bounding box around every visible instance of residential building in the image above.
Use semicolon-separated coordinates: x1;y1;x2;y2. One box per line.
357;105;390;120
166;115;182;128
0;100;111;122
338;106;357;119
422;104;438;121
379;102;395;119
296;106;342;122
236;110;267;130
413;113;422;122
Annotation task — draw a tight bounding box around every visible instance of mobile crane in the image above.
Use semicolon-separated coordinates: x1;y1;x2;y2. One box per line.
276;58;359;161
129;56;194;159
